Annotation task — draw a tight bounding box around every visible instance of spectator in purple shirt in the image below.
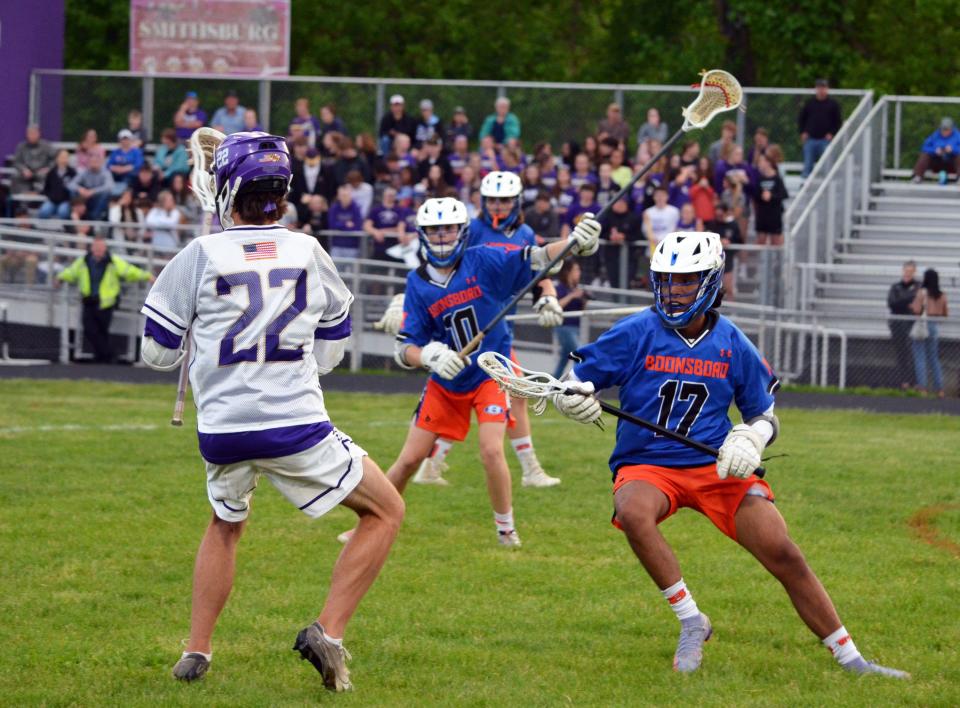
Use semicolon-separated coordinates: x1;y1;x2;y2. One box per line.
364;186;408;260
448;134;471;176
714;144;755;196
668;164;696;209
552;166;577;215
319;104;348;139
243;109;264;132
443;106;473;150
174;92;206;142
478;135;500;175
570;153;598;191
327;184;364;260
289;97;322;148
561;183;600;237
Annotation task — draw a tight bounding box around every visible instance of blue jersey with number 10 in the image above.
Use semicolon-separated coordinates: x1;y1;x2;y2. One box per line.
399;245;535;393
572;308;779;473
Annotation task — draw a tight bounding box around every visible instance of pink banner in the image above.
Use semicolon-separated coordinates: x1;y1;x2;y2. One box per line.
130;0;290;76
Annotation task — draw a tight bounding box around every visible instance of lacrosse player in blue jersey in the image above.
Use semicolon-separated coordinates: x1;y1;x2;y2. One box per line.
409;171;565;487
346;197;599;547
140;132;404;691
553;231;908;677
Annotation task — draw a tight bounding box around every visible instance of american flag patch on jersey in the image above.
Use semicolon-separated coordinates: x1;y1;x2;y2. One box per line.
242;242;277;261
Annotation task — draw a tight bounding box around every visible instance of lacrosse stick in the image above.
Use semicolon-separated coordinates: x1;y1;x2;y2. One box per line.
457;69;743;360
171;127;225;427
477;351;765;478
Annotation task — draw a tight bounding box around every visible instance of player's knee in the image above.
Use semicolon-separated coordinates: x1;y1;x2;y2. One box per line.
210;513;245;539
615;503;658;536
766;538;807;575
478;441;505;467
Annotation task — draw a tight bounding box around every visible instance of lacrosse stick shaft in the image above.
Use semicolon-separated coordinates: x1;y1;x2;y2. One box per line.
458;129;685;359
170;336;190;426
170;204;213;426
595;399;765;478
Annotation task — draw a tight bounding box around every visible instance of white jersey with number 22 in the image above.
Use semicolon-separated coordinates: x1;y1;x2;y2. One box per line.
142;225;353;434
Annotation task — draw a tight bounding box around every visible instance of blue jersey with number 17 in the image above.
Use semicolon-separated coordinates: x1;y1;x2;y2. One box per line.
399;245;536;393
572;308;779;473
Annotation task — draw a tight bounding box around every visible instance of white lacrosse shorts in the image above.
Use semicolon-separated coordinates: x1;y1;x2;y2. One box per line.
204;428;366;523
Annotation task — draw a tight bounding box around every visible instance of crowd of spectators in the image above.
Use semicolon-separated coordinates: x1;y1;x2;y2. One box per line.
4;83;828;301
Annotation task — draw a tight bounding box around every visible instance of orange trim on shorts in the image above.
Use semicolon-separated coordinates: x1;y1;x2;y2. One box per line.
414;378;513;441
612;463;774;541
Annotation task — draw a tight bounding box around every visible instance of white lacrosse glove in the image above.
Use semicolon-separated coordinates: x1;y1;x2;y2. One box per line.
553;380;602;424
374;293;404;335
421;341;470;380
716;424;764;479
568;213;601;257
533;295;564;328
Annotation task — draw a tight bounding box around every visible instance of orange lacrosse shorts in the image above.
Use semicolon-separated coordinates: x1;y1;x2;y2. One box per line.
414;378;513;441
612;463;774;541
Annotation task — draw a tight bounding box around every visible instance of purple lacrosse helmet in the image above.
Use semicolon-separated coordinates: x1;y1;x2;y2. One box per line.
213;131;291;227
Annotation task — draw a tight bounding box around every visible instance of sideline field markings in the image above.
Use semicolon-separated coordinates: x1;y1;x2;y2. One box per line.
908;503;960;559
0;423;160;435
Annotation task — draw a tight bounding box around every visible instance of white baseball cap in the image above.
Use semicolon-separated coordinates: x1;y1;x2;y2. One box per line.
390;94;404;105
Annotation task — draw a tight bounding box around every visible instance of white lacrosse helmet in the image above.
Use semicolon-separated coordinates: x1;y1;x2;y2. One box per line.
416;197;470;267
480;171;523;229
480;171;522;198
649;231;726;328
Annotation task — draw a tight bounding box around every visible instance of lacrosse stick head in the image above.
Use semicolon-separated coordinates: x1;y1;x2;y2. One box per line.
681;70;743;131
189;127;226;217
477;351;567;415
209;131;291;229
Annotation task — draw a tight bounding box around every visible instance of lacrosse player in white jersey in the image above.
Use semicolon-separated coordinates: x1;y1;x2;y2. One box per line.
140;132;404;692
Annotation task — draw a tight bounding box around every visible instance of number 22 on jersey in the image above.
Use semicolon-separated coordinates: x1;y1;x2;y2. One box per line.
216;268;307;365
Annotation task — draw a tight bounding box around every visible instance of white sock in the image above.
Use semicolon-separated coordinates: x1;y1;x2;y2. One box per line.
322;631;343;646
661;579;700;621
510;436;534;457
822;626;862;665
182;650;212;661
494;509;515;534
432;439;454;463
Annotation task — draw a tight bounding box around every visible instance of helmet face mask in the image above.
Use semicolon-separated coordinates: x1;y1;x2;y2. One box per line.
480;171;522;230
213;131;291;228
416;197;469;268
649;232;725;329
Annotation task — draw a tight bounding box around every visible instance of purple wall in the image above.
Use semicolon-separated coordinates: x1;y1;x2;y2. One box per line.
0;1;65;159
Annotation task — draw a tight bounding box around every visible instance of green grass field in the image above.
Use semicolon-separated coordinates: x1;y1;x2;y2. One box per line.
1;379;958;706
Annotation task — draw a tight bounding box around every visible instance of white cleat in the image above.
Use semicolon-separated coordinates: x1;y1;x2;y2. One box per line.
841;656;911;680
498;529;522;547
412;457;450;486
519;455;561;487
336;528;355;544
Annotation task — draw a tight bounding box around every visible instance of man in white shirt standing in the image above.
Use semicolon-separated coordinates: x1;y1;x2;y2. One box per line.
643;184;680;257
140;132;403;693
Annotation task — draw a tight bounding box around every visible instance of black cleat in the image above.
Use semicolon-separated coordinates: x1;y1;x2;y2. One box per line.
172;652;210;681
293;621;353;691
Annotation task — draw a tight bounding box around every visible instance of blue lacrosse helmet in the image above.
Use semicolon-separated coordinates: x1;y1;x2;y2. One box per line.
213;131;291;227
416;197;470;268
480;171;522;230
649;231;725;329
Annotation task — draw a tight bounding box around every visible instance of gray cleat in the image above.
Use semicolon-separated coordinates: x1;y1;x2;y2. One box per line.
673;613;712;673
293;621;353;691
842;656;911;679
172;652;210;681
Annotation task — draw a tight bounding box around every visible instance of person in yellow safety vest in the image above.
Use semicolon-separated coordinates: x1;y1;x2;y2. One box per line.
57;235;154;362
